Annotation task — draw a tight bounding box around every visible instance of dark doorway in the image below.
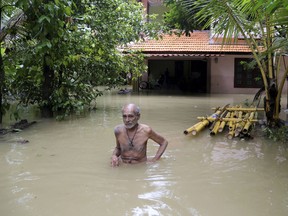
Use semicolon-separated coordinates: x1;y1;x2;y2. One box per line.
175;61;184;85
175;60;207;93
146;59;208;93
190;60;207;93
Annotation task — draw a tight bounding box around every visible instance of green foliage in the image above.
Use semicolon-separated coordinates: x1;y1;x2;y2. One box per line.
1;0;163;121
263;125;288;144
163;0;207;35
167;0;288;125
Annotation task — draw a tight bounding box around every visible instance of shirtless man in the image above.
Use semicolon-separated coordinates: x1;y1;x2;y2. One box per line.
111;103;168;166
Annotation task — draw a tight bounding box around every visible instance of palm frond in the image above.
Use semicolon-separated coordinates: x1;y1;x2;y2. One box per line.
1;9;26;42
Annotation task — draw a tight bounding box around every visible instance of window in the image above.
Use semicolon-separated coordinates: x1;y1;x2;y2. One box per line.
234;58;263;88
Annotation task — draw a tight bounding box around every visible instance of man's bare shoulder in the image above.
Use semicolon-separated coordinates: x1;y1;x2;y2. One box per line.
114;124;125;135
138;123;152;133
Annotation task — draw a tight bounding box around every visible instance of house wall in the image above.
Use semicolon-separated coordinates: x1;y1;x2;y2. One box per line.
278;56;288;96
141;55;288;95
210;55;253;94
210;55;288;94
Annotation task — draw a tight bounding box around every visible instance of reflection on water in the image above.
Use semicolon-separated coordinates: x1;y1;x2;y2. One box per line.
0;90;288;216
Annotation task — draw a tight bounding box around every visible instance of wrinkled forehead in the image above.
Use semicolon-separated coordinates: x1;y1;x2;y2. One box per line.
122;104;139;115
122;107;136;115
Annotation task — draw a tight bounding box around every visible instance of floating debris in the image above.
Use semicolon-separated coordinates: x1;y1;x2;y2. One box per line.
184;104;264;139
0;119;36;135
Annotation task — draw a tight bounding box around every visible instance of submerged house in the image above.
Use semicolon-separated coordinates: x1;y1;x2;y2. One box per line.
131;0;288;95
129;30;263;94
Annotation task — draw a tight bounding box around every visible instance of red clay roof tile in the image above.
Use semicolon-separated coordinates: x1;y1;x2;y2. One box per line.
128;30;252;54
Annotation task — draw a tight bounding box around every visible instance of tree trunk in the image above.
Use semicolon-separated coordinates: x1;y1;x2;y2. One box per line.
0;6;2;125
41;55;54;118
0;51;4;124
264;80;281;127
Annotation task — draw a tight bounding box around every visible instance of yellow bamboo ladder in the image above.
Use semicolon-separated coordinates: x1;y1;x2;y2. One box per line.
218;111;231;133
183;120;210;135
235;109;243;135
243;109;258;134
227;121;236;140
183;105;228;136
210;107;229;136
184;105;263;138
235;112;249;137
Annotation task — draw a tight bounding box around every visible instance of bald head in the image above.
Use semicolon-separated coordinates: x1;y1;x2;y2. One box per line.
121;103;141;129
122;103;140;116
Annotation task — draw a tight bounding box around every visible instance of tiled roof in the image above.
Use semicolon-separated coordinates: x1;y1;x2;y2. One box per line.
127;30;253;55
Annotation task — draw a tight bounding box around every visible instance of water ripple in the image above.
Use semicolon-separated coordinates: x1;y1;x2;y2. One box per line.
14;171;40;182
210;142;251;164
16;192;36;206
5;150;25;165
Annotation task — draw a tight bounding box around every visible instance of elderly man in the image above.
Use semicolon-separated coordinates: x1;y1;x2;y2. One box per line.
111;103;168;166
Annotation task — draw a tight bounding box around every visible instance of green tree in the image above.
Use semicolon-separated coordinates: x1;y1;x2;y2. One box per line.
164;0;206;35
0;0;25;124
165;0;288;126
3;0;162;120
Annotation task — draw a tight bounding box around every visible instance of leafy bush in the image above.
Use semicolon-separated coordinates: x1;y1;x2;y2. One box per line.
263;125;288;144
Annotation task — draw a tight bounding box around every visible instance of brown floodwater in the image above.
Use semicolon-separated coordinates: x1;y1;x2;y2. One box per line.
0;89;288;216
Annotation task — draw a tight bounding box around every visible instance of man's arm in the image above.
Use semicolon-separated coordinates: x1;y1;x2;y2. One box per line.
111;127;121;167
148;128;168;162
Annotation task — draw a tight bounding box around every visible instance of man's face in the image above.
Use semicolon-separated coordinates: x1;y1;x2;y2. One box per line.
122;107;139;129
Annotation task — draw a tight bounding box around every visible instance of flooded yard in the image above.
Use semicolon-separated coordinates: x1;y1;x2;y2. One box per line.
0;90;288;216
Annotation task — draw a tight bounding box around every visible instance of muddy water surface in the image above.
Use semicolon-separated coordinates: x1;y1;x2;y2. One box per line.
0;91;288;216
